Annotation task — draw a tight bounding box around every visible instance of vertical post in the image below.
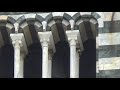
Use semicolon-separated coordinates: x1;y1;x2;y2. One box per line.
38;31;55;78
48;51;52;78
19;53;25;78
12;40;22;78
69;39;77;78
41;40;49;78
10;33;27;78
66;30;82;78
76;49;80;78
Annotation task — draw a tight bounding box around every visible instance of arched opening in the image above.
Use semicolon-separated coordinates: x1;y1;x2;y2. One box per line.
51;21;70;78
46;13;71;78
17;15;42;78
75;15;98;78
0;17;15;78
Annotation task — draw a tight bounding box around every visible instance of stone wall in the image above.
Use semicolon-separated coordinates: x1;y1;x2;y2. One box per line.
97;13;120;78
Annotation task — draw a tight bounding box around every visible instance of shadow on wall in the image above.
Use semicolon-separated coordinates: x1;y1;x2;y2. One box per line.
24;43;42;78
52;41;70;78
52;39;96;78
0;40;96;78
0;44;14;78
79;39;96;78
